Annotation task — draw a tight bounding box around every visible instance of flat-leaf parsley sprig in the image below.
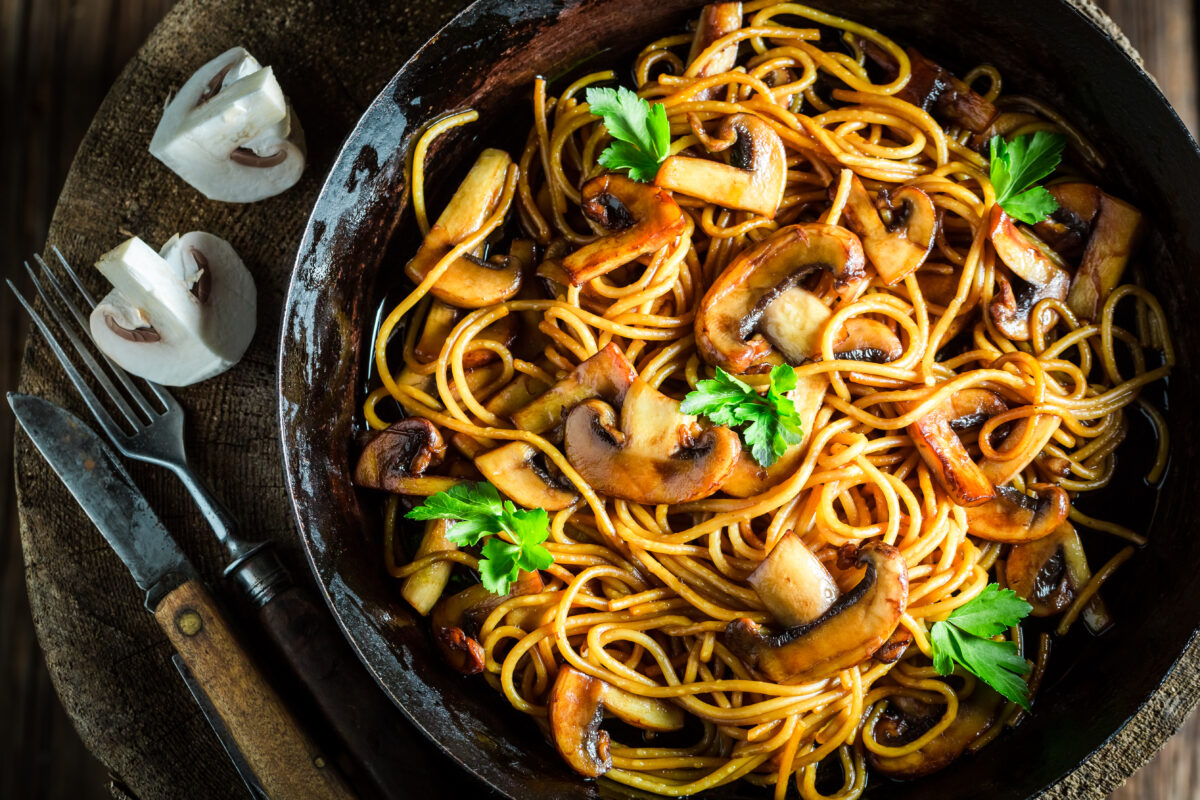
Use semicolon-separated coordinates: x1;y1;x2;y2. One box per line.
988;131;1067;224
405;482;553;595
680;364;805;468
585;86;671;183
929;584;1034;709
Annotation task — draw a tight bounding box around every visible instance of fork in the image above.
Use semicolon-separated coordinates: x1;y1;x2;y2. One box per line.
9;246;415;800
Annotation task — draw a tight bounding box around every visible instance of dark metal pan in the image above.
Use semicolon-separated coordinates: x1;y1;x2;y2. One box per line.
278;1;1200;797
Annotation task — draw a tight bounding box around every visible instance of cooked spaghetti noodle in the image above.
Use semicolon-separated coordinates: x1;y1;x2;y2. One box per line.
358;3;1172;797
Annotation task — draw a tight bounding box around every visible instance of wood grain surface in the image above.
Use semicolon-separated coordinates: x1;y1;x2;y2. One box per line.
0;1;1196;799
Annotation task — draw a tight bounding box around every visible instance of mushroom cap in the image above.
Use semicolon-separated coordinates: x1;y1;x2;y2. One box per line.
564;378;740;505
88;232;256;386
354;418;447;493
902;389;1004;508
510;343;637;438
868;686;1005;778
965;483;1069;543
474;441;579;511
149;47;306;203
694;223;865;373
987;206;1070;340
839;174;937;285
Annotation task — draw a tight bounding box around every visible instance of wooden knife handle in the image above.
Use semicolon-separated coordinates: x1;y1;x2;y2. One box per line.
257;585;423;800
154;580;357;800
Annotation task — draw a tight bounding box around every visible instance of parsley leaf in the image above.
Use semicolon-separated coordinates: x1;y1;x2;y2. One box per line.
586;86;671;183
989;131;1066;224
681;364;805;467
405;482;553;594
929;584;1033;710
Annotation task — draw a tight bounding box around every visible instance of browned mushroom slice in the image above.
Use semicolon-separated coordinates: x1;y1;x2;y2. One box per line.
903;389;1007;507
1005;521;1110;631
655;113;786;218
475;442;579;511
404;148;522;308
431;574;546;674
748;533;839;627
839;174;937;284
549;666;685;778
452;372;551;458
965;483;1069;543
721;372;826;497
695;224;866;373
413;299;519;368
725;541;908;683
868;687;1005;778
510;343;637;438
860;42;997;133
686;2;742;97
560;175;687;285
988;206;1071;341
1064;190;1146;321
872;626;914;664
354;418;451;495
401;520;458;616
833;319;903;363
1033;183;1103;259
564;378;740;505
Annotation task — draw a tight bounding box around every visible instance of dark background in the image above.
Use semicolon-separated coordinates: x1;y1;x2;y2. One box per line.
1;0;1197;798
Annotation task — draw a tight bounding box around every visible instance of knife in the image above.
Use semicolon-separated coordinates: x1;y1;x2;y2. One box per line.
9;393;356;800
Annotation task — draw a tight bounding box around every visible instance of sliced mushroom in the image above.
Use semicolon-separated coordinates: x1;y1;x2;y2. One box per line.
725;541;908;683
549;665;685;778
561;175;687;285
452;372;550;458
404;148;522;308
475;442;579;511
149;47;306;202
686;2;743;98
1063;188;1146;321
654;113;786;218
988;206;1071;341
1032;182;1103;259
354;418;449;495
695;224;866;373
748;533;839;628
413;299;519;368
1005;521;1109;632
431;572;545;674
510;343;637;438
869;686;1005;778
839;174;937;284
721;372;826;497
965;483;1069;543
89;232;256;387
860;42;997;133
401;519;458;616
833;319;903;363
564;378;740;505
872;626;914;664
757;285;833;366
903;389;1007;507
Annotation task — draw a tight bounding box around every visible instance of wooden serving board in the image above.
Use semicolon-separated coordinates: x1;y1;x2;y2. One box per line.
1;1;1197;799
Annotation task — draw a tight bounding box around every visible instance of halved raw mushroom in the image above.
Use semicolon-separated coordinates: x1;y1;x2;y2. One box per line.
561;175;686;285
431;572;545;674
903;389;1008;507
860;42;998;133
695;224;866;373
149;47;305;202
1005;521;1110;633
988;206;1071;341
654;113;786;218
413;299;519;368
839;175;937;284
89;232;256;386
868;686;1005;778
474;442;579;511
564;378;740;505
405;148;522;308
747;533;839;628
725;541;908;683
1062;187;1145;321
549;665;686;778
401;520;458;616
964;483;1069;543
354;418;450;495
686;2;743;97
510;343;637;438
721;372;826;497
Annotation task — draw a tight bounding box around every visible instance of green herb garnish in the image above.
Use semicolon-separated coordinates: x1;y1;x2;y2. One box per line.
988;131;1066;224
680;364;805;468
406;482;553;595
585;86;671;183
930;584;1034;710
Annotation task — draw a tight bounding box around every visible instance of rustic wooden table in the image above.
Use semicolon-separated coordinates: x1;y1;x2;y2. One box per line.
1;1;1197;799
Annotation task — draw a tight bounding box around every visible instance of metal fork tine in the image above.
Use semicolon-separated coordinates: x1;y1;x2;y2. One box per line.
53;245;99;308
7;276;133;443
20;262;145;432
34;253;162;419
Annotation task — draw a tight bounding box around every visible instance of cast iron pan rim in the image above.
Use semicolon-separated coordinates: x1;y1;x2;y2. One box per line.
277;0;1200;797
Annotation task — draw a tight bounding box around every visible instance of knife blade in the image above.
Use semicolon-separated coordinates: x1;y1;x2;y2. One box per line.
9;393;357;800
